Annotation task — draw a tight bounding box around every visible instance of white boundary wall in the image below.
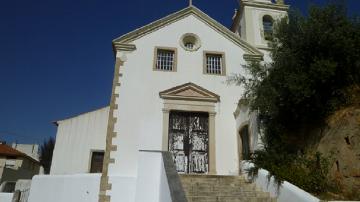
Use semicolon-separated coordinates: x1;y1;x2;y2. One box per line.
135;151;171;202
0;193;13;202
241;161;320;202
51;107;109;175
107;176;136;202
28;174;101;202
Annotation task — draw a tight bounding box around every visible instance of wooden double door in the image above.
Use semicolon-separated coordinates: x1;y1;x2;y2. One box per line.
168;111;209;174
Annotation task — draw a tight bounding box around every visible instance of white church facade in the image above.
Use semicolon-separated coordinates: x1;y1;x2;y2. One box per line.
26;1;297;202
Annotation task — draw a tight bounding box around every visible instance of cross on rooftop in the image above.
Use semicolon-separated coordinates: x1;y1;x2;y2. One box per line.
189;0;192;6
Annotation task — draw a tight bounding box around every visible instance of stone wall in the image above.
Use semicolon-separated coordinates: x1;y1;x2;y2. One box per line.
315;106;360;199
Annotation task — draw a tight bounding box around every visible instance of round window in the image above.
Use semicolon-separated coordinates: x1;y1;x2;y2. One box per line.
180;33;201;52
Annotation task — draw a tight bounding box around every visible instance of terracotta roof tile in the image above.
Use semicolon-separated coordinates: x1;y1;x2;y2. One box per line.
0;144;40;164
0;144;28;157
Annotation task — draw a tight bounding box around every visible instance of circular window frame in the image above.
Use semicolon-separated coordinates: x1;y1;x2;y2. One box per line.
180;33;201;52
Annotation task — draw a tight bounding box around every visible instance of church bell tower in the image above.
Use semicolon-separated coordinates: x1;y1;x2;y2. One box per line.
232;0;289;50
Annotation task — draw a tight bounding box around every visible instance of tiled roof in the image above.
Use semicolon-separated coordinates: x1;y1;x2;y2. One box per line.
0;144;40;164
0;144;25;157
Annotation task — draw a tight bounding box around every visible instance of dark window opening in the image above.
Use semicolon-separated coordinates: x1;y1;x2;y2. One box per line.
1;182;16;193
185;42;194;50
90;151;104;173
240;126;251;160
336;160;340;172
345;136;350;145
263;15;274;41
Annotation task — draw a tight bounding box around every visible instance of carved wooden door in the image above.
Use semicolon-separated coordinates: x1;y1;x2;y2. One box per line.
168;111;209;174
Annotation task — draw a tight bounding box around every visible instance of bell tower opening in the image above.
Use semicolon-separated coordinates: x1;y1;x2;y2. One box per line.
263;15;274;41
232;0;289;49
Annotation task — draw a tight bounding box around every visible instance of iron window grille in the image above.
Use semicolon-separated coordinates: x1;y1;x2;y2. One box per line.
205;53;223;75
156;49;175;71
185;42;194;50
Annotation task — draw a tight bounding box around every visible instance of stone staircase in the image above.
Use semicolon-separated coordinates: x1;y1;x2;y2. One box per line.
180;174;276;202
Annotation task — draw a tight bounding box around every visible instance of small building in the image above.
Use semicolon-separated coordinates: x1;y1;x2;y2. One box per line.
0;143;41;192
11;144;39;161
51;106;109;175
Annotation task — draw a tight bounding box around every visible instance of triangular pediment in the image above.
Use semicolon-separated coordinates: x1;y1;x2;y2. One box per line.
159;83;220;102
112;6;263;61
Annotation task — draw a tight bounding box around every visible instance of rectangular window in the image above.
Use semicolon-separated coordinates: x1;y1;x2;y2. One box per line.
154;47;177;71
5;156;16;168
204;52;225;75
90;151;104;173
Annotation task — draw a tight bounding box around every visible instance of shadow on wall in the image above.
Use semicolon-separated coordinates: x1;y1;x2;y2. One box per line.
1;164;40;184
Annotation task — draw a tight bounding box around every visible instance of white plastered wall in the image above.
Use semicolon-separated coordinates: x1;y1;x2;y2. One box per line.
109;14;255;182
50;107;109;174
234;103;263;159
28;174;101;202
243;5;287;48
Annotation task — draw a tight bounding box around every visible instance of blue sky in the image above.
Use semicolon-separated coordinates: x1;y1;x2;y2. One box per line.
1;0;359;144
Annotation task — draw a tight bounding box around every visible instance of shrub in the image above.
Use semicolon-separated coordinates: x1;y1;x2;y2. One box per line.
247;150;333;194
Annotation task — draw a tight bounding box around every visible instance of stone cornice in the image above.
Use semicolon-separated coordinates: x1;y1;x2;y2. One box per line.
113;43;136;52
241;0;289;11
256;45;273;51
112;6;263;59
243;54;263;62
159;82;220;103
233;98;249;118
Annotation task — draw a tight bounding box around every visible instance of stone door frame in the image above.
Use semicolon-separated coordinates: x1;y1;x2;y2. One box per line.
159;83;219;174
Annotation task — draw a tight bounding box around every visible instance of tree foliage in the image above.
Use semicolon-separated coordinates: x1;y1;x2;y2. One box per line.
39;137;55;174
231;3;360;197
233;3;360;152
248;151;332;194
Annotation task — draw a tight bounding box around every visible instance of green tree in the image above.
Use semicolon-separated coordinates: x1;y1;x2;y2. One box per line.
39;137;55;174
233;3;360;152
230;3;360;196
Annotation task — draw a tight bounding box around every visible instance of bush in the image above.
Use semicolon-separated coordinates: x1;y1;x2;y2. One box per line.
230;2;359;197
247;150;334;194
230;3;360;151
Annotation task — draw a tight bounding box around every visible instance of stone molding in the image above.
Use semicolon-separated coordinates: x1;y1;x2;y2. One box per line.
233;99;249;119
153;46;178;72
203;51;226;76
113;43;136;52
159;82;220;103
98;56;123;202
112;6;263;61
240;0;289;11
160;83;218;174
179;33;201;52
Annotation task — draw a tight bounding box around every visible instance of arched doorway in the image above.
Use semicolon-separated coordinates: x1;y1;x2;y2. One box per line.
240;125;250;160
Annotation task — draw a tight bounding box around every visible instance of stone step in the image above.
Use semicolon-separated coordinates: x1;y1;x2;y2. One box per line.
187;196;277;202
183;184;261;194
186;192;270;198
179;174;276;202
182;179;249;185
180;174;246;181
182;182;254;189
180;175;249;186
